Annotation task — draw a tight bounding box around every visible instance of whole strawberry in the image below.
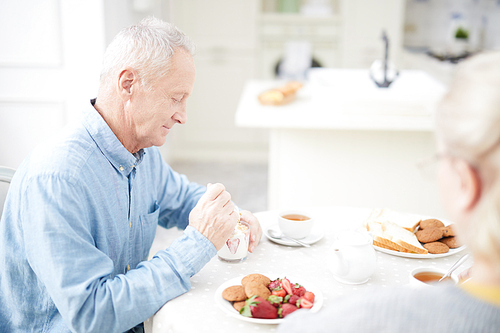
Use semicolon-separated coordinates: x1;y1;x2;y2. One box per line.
292;283;306;297
279;303;299;318
240;295;278;319
267;295;283;308
268;279;281;291
286;294;300;306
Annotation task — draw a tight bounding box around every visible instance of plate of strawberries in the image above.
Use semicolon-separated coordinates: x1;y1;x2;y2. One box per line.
215;273;323;324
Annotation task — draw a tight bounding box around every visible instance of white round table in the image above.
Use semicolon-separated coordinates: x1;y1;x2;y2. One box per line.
145;207;470;333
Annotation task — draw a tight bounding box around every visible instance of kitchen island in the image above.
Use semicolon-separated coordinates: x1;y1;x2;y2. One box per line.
235;69;447;218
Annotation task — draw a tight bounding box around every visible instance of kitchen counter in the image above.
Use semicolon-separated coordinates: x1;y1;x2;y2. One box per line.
236;69;445;131
235;69;449;217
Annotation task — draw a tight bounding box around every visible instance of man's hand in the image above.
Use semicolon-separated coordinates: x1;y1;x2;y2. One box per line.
239;210;262;253
188;183;239;250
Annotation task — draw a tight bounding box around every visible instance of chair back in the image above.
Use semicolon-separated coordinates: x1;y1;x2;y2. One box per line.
0;167;16;219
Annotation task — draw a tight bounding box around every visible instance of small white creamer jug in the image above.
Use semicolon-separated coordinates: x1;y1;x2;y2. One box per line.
328;229;377;284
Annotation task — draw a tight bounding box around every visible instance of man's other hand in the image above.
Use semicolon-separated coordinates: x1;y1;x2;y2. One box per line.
239;210;262;253
188;183;239;250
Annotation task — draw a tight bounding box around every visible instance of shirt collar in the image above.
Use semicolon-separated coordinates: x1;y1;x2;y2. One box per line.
84;99;145;177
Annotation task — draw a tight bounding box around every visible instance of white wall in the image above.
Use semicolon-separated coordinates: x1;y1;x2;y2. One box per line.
0;0;106;169
102;0;172;46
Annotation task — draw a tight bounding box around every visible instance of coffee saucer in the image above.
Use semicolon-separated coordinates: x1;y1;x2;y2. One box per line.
264;225;324;247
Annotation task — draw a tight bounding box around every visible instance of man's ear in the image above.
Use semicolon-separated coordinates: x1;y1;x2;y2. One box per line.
117;68;138;101
455;159;482;211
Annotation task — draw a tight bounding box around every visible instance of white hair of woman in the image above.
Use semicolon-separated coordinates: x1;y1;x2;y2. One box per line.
99;16;195;92
435;51;500;272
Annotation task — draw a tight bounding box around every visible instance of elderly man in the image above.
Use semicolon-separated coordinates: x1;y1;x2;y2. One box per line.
0;17;262;332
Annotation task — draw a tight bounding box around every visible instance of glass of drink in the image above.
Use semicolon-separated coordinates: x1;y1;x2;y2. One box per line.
218;221;251;263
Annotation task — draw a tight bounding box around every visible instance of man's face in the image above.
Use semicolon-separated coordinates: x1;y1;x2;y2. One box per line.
129;49;196;150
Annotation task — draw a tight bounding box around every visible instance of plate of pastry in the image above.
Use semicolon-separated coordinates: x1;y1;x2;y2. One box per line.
363;208;467;259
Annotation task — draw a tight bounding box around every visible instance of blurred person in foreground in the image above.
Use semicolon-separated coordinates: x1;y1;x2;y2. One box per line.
278;52;500;332
0;17;262;332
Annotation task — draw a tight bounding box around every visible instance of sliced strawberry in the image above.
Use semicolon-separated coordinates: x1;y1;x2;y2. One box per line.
298;297;313;309
271;286;286;298
278;303;299;318
281;278;293;295
226;238;240;254
303;291;315;303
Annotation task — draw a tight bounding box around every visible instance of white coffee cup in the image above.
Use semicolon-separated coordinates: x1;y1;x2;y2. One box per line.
409;267;458;287
278;210;314;239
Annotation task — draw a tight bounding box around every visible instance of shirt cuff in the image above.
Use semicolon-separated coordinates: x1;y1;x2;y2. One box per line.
167;226;217;275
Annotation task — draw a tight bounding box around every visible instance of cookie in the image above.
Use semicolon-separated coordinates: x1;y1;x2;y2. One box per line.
233;301;246;312
416;227;443;243
423;241;449;254
419;219;445;230
439;236;461;249
440;225;455;237
222;285;247;302
244;282;271;299
241;274;270;287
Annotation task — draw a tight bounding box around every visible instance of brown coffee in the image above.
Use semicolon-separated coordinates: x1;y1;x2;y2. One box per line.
282;214;310;221
414;272;451;284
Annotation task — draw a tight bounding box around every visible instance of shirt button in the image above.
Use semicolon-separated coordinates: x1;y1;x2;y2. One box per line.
119;166;124;171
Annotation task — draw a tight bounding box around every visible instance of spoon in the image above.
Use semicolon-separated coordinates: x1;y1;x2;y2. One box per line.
267;229;311;248
439;253;470;282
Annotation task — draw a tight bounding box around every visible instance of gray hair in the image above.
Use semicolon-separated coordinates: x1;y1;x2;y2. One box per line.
99;16;195;91
436;51;500;268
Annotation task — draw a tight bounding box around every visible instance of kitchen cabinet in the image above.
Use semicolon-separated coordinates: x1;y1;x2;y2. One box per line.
166;0;268;162
256;13;342;79
338;0;406;68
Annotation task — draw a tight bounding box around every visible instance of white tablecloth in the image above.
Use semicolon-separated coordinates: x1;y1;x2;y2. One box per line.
145;207;470;333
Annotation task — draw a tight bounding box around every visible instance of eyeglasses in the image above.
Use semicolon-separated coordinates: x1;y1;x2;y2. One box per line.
417;152;478;180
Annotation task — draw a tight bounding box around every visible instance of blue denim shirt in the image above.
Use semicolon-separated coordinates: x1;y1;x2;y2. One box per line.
0;102;216;332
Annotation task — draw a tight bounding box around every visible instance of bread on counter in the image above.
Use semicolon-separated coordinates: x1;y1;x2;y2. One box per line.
258;81;303;106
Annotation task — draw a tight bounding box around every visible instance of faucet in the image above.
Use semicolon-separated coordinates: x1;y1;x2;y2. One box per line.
370;30;399;88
